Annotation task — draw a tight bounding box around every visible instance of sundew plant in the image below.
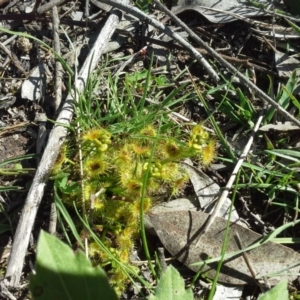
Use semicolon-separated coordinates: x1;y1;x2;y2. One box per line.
52;122;217;292
50;59;218;293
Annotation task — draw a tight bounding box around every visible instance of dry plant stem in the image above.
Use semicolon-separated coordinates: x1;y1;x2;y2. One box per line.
0;281;16;300
0;42;27;75
52;5;63;112
85;0;90;17
2;0;19;14
48;202;57;235
91;0;220;83
0;122;33;136
154;1;300;127
114;45;147;76
37;0;65;14
34;113;47;165
90;0;111;12
234;232;269;292
4;6;127;287
157;247;168;272
198;112;265;241
234;232;257;280
47;5;61;235
2;34;16;46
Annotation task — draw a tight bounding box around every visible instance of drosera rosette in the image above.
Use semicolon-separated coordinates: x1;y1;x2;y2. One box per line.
124;179;143;197
117;153;145;196
83;157;107;177
51;144;76;176
159;138;187;160
189;123;210;151
170;172;190;196
188;123;217;166
53;122;217;294
115;142;134;165
131;140;152;157
142;160;190;197
82;127;111;148
139;124;157;137
82;180;109;206
201;137;217;166
51;144;68;176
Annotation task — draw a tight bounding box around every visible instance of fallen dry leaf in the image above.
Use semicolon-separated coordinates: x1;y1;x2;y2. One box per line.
275;52;300;78
148;210;300;285
171;0;267;23
21;62;46;101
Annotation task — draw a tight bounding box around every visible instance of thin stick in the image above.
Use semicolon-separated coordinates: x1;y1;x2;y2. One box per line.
48;202;57;235
47;5;62;236
234;232;258;281
52;5;63;112
4;5;127;287
37;0;65;14
0;42;27;75
198;111;265;241
85;0;90;17
90;0;220;83
234;232;269;292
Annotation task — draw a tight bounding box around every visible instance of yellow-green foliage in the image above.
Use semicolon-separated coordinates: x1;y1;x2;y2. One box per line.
53;123;216;293
291;292;300;300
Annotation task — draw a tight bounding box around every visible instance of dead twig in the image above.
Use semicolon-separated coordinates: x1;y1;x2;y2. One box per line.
0;42;27;75
2;0;19;14
197;110;265;240
0;122;34;136
37;0;65;14
48;202;57;235
234;232;270;292
52;5;63;112
85;0;90;17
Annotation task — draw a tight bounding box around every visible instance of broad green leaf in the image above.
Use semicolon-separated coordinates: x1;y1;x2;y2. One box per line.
148;265;193;300
29;231;118;300
257;280;288;300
